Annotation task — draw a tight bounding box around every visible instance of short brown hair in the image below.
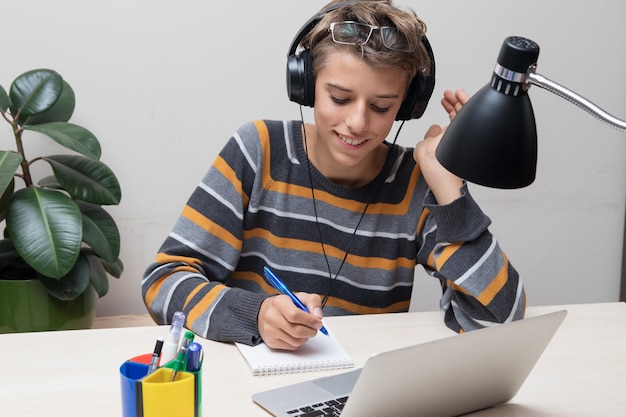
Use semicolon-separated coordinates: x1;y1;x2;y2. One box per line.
301;0;431;85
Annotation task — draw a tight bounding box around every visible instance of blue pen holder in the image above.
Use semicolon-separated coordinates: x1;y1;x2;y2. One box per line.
119;354;202;417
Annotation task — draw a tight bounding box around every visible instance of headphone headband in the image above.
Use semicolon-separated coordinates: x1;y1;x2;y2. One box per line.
287;2;355;57
286;0;436;121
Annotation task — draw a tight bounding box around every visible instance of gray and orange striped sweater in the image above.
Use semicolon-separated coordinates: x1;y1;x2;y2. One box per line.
142;119;525;346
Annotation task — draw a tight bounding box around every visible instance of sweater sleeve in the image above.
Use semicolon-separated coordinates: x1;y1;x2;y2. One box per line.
141;121;270;346
420;183;525;332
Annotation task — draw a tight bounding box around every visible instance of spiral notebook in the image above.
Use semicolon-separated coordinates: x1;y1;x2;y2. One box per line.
235;327;354;376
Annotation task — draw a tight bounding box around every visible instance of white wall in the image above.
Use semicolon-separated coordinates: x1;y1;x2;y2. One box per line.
2;0;624;316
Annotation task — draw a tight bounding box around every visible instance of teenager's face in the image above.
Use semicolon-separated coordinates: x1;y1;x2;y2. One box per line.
312;50;408;174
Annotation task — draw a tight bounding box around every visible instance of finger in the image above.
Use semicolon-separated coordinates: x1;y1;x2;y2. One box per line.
443;88;457;103
441;90;456;113
453;101;463;117
441;98;455;115
298;293;323;319
312;307;323;319
269;329;310;351
277;326;317;350
442;89;470;121
263;315;318;350
274;295;322;335
424;124;443;139
455;88;471;105
450;92;464;115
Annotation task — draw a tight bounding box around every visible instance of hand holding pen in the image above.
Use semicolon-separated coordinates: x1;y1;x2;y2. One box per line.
263;266;329;338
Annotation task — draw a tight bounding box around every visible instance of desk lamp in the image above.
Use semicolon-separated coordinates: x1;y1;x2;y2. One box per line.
435;36;625;189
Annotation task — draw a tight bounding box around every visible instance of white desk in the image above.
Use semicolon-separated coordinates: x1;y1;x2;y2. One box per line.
0;303;624;416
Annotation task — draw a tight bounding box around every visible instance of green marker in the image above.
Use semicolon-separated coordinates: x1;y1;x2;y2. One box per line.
170;331;195;381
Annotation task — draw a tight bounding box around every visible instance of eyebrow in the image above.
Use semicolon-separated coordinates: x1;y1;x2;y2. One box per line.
325;82;402;99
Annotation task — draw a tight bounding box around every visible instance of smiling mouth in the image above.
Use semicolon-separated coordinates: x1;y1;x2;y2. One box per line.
339;134;367;146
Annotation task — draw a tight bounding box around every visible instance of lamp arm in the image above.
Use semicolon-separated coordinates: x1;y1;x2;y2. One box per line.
526;70;626;132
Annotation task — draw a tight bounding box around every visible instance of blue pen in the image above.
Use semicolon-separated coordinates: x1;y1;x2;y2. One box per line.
186;342;203;372
263;266;329;336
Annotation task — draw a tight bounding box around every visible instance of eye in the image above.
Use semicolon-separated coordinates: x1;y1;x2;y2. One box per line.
371;104;391;113
331;95;391;113
330;95;349;105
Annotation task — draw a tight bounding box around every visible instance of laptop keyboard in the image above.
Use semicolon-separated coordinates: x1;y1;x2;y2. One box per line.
286;396;348;416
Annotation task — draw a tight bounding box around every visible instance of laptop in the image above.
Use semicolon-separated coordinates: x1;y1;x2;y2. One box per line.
252;310;567;417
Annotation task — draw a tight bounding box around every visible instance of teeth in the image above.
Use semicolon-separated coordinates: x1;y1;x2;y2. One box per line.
340;135;366;146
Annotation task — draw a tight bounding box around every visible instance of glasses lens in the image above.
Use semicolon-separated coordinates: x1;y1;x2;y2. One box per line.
380;27;415;52
332;22;371;44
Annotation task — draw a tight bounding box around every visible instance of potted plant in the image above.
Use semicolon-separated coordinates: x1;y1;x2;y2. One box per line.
0;68;123;333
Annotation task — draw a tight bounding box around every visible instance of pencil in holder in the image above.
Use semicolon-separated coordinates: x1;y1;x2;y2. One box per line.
119;355;201;417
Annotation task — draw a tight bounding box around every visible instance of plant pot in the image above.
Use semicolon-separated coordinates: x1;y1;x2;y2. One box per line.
0;278;97;333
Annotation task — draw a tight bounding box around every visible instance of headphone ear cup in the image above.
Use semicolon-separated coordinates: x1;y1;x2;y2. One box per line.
395;69;435;121
286;50;316;107
395;36;436;121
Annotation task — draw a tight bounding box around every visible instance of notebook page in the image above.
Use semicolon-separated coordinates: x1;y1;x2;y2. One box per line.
235;326;354;376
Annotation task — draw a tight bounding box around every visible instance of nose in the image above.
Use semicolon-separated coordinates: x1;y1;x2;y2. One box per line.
345;101;369;133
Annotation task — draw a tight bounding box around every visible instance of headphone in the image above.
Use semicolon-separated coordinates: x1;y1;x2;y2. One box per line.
286;1;436;121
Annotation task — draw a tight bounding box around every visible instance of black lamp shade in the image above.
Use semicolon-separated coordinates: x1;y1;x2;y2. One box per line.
436;37;541;189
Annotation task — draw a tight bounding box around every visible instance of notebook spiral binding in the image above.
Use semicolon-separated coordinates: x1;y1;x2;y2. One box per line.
254;359;355;377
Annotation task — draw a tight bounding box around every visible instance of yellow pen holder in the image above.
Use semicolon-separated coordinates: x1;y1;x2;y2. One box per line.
119;356;201;417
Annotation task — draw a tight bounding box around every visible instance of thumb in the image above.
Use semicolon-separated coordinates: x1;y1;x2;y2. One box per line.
424;124;444;139
312;307;323;319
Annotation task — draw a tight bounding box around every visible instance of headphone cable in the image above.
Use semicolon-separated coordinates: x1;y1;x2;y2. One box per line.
299;106;405;308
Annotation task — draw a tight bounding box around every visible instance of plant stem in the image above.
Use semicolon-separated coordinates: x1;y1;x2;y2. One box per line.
12;122;33;187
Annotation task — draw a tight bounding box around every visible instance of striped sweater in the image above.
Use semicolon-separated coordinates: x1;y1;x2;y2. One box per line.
142;119;525;345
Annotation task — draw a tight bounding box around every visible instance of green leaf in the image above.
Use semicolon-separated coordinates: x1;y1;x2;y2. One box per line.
20;80;75;125
86;253;109;297
38;175;62;189
0;151;22;197
0;177;15;221
77;201;120;262
9;69;63;118
38;253;90;300
24;121;101;160
101;257;123;278
0;238;20;263
42;155;122;205
0;84;9;112
6;188;82;278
